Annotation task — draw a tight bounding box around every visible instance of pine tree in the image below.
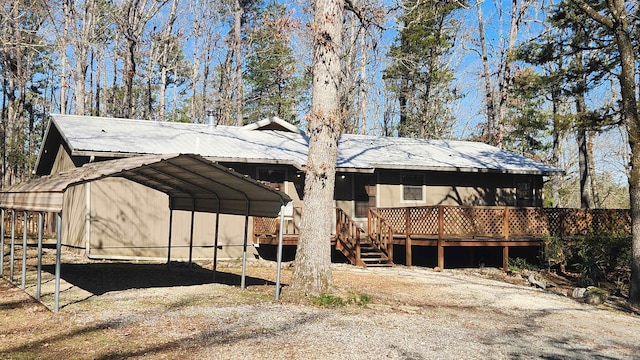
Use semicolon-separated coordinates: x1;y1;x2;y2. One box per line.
383;0;462;139
244;1;306;124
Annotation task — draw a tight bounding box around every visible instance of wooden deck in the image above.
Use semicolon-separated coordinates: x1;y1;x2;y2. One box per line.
254;206;631;270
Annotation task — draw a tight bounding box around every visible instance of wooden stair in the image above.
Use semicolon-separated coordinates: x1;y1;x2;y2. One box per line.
358;239;393;267
335;208;393;268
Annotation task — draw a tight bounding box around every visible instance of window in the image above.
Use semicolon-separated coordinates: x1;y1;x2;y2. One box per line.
516;180;533;207
402;173;424;201
257;168;286;192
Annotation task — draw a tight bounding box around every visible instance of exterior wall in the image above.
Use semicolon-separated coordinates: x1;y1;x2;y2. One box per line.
85;177;255;260
61;183;87;250
51;144;76;175
47;145;259;260
375;170;541;208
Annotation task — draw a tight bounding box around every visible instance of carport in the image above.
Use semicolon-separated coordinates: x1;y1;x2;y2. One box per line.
0;153;292;312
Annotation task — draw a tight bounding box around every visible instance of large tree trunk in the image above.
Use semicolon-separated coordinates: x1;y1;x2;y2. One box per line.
610;6;640;305
291;0;343;295
572;0;640;303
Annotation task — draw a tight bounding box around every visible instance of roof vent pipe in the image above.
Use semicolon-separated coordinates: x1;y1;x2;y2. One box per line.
206;110;216;127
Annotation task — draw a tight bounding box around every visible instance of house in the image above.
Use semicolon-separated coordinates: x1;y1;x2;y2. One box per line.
33;114;560;262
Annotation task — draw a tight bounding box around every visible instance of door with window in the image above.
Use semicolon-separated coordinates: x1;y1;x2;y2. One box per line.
354;174;376;219
516;180;533;207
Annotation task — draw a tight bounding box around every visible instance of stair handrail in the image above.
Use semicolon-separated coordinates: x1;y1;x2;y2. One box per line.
335;207;366;266
368;208;394;261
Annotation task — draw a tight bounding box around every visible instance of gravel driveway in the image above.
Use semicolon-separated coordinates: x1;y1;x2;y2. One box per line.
2;250;640;359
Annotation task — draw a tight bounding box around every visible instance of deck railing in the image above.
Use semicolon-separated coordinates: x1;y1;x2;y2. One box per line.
253;206;302;239
367;208;394;260
375;206;631;239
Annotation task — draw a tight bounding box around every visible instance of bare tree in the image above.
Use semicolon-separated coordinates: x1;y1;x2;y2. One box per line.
68;0;101;115
112;0;168;118
154;0;179;122
476;0;532;147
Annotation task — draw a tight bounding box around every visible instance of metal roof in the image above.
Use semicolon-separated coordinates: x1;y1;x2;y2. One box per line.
36;114;561;176
2;153;291;216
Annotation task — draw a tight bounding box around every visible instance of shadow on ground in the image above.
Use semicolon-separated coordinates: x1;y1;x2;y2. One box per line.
41;262;275;296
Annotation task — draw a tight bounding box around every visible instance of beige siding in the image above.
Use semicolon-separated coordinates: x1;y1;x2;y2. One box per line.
378;184;516;207
62;184;86;249
86;177;254;260
377;171;522;208
51;144;76;175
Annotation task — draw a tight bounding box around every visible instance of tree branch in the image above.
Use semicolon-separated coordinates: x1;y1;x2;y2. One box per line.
343;0;386;31
570;0;614;28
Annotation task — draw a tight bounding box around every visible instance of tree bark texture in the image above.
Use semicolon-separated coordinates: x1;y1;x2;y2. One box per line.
291;0;343;295
572;0;640;303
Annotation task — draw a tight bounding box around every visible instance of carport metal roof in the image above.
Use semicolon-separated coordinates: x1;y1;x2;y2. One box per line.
0;153;291;216
0;153;291;311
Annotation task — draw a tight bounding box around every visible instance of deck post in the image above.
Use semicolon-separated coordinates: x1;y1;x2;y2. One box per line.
503;207;510;240
356;227;361;266
502;246;509;272
405;208;412;267
437;206;444;270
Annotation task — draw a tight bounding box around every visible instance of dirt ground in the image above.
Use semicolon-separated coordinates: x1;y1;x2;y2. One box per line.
2;247;640;359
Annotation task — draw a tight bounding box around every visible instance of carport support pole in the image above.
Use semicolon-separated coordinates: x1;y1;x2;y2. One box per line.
240;202;250;289
36;212;43;300
188;199;195;269
212;203;220;281
10;209;15;281
1;208;4;277
21;210;27;289
166;209;173;268
54;212;62;313
275;204;285;300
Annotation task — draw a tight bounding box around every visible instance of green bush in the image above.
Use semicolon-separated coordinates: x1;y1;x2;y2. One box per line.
508;257;538;272
311;292;372;307
573;232;631;287
541;232;631;288
541;236;569;271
